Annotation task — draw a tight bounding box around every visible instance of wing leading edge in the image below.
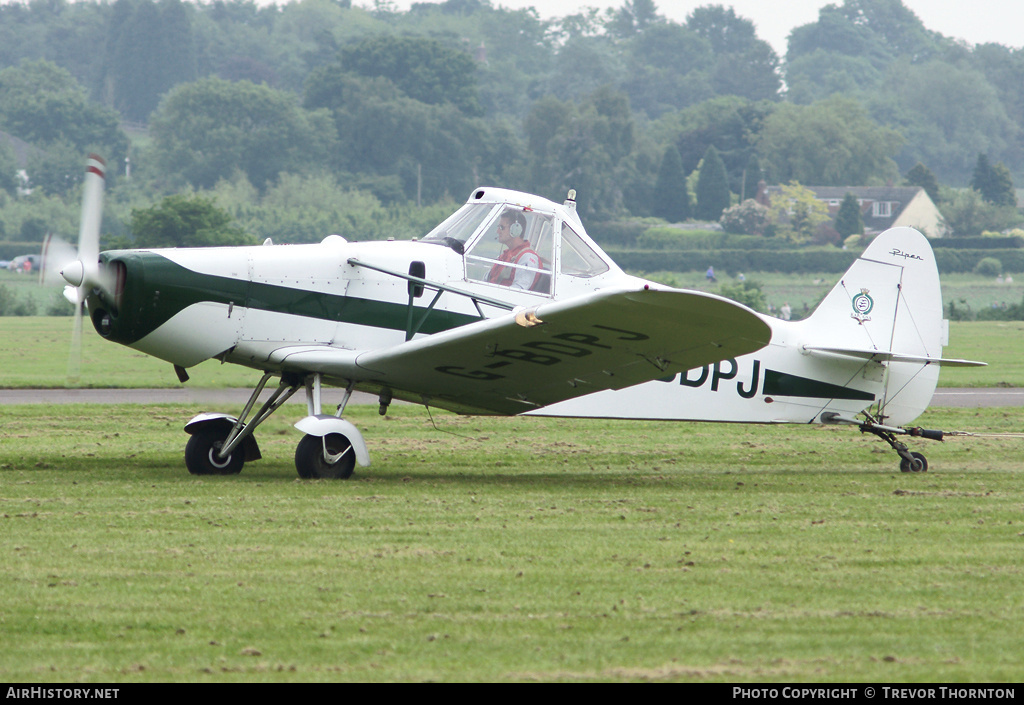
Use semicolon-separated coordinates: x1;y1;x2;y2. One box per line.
270;286;772;415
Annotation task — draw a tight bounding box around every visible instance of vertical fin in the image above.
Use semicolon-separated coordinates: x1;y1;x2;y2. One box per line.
802;227;942;425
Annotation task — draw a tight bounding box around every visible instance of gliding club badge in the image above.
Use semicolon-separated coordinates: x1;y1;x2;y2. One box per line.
851;289;873;322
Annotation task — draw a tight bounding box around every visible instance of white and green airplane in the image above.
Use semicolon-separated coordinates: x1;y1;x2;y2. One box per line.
59;155;983;479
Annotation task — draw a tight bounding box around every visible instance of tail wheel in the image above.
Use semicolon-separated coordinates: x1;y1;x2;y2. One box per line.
185;430;244;475
899;452;928;473
295;433;356;480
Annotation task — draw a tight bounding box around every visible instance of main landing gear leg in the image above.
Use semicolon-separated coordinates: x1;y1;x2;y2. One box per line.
820;412;943;473
184;372;302;476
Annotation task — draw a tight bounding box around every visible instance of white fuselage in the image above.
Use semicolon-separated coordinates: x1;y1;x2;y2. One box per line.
95;188;947;430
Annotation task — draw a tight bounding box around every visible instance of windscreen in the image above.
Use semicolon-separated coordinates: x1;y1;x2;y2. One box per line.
422;203;496;247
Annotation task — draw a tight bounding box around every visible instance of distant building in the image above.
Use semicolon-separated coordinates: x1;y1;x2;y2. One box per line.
765;185;948;238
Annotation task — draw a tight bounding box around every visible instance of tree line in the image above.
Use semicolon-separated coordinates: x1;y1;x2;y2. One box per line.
0;0;1022;249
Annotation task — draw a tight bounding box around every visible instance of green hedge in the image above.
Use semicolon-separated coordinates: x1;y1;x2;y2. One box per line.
608;248;859;274
931;236;1024;249
10;236;1023;275
607;248;1024;274
635;228;795;251
587;221;741;248
586;221;651;247
934;249;1024;273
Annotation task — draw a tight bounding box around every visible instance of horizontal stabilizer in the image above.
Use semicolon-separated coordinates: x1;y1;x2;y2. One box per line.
803;345;986;368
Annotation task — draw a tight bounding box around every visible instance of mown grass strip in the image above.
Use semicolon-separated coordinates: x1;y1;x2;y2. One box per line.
1;405;1022;682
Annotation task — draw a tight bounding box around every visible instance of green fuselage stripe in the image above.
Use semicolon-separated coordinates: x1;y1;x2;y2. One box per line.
763;369;875;401
96;251;480;344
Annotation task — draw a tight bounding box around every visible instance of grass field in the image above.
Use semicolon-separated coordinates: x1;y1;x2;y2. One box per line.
1;404;1023;682
1;317;1020;389
0;317;258;388
2;273;1022;681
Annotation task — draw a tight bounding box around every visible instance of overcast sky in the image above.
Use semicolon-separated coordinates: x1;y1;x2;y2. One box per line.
354;0;1024;56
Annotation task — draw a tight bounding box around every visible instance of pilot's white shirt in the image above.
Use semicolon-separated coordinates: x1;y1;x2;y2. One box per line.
508;250;540;290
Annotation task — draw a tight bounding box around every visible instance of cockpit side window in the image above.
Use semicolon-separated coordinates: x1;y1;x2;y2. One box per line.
465;207;554;295
559;221;610;278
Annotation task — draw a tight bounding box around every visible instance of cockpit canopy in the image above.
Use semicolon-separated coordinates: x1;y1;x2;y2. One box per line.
422;189;613;297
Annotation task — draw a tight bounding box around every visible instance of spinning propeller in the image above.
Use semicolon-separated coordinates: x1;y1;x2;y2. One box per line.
48;154;109;384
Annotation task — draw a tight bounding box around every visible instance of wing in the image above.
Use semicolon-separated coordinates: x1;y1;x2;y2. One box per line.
270;285;772;415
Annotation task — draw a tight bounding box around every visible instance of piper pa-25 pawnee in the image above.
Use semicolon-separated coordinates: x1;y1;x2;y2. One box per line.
58;155;983;479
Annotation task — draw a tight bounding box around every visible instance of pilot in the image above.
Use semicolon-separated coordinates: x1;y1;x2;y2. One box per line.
488;209;542;290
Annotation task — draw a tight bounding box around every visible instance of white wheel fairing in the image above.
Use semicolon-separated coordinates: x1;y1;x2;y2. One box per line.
293;415;370;467
184;413;262;462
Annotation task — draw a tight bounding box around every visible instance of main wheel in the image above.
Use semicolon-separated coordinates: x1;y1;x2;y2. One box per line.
295;433;356;480
185;429;245;475
899;451;928;473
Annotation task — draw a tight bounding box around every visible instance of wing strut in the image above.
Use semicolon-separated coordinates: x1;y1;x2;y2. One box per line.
347;257;516;341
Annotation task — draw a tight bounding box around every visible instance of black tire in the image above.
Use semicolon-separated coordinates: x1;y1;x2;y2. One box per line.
185;429;245;475
295;433;356;480
899;451;928;473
